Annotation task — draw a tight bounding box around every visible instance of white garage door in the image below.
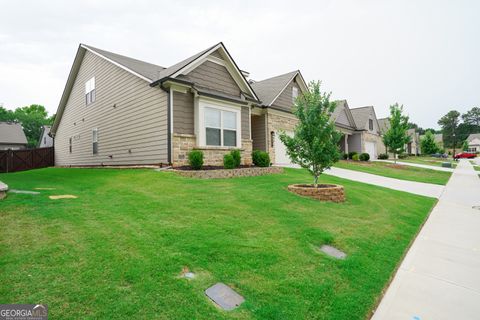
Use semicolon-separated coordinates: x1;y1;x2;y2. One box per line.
365;141;377;160
274;130;293;165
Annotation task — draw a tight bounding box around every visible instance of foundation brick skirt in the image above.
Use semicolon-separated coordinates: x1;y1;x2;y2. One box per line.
173;166;283;179
288;184;345;202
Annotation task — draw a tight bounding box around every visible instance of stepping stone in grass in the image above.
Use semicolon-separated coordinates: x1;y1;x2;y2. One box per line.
49;195;77;200
205;283;245;311
319;244;347;259
9;189;40;195
35;187;56;190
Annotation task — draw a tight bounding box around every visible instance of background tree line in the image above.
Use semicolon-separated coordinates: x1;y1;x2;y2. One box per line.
0;104;55;148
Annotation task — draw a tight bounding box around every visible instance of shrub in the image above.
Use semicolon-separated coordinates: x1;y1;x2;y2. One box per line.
230;149;241;168
348;151;358;160
359;153;370;161
223;154;236;169
398;153;408;159
252;150;270;167
352;153;360;161
378;153;388;160
188;150;203;170
342;153;348;160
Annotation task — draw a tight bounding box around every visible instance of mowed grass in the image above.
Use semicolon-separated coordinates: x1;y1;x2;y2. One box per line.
334;160;451;185
0;168;436;319
399;156;457;168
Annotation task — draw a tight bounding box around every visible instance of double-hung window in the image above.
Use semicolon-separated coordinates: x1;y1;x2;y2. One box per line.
85;77;96;105
369;119;374;131
292;86;298;103
204;107;238;147
92;128;98;154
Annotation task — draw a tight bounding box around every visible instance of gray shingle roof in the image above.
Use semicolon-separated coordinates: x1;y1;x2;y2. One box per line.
250;70;298;106
467;133;480;142
82;44;165;81
0;122;28;145
350;106;375;130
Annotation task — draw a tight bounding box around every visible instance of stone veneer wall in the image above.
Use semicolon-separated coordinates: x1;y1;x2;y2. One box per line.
266;112;298;164
172;133;253;166
173;166;283;179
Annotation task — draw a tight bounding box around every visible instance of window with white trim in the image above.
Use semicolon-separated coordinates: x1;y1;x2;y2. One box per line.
204;107;238;147
292;86;298;103
85;77;96;105
92;128;98;154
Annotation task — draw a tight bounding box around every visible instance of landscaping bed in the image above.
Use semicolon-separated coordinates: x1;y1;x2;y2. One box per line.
334;160;452;185
0;167;436;319
172;166;283;179
288;184;345;202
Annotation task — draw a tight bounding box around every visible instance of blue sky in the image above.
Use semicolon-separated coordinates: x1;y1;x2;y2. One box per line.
0;0;478;128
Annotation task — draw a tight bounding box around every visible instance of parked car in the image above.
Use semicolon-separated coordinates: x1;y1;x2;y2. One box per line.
431;153;448;158
453;152;476;160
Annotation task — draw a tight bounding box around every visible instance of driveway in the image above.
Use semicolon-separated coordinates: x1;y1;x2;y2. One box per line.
371;159;480;320
324;167;444;198
375;159;454;172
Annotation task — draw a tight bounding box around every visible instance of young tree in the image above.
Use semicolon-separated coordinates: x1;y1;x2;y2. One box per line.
420;130;439;154
279;81;341;187
382;104;411;163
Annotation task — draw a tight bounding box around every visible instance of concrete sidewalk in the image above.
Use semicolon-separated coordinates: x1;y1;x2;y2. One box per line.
375;159;454;172
371;160;480;320
324;167;445;198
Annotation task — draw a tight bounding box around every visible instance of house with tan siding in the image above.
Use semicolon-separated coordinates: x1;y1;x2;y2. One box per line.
51;42;386;167
51;42;259;166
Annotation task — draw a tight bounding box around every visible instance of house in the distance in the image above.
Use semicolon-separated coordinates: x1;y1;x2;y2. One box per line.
466;133;480;153
349;106;382;159
37;125;53;148
0;122;28;150
378;118;419;156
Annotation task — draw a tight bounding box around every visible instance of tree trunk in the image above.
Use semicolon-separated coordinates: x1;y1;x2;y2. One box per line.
314;174;318;188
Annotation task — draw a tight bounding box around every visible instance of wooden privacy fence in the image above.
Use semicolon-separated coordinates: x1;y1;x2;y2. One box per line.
0;147;54;173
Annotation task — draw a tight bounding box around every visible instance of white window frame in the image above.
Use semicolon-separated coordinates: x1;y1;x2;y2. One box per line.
92;128;98;155
198;99;241;148
85;77;96;105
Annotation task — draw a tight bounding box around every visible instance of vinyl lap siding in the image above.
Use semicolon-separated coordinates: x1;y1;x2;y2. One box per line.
272;80;300;113
55;51;168;166
183;60;241;97
173;91;194;135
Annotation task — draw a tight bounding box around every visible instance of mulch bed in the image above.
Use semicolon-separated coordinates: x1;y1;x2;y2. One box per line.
173;165;256;171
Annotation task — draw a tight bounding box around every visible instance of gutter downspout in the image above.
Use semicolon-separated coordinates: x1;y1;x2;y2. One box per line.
155;83;172;165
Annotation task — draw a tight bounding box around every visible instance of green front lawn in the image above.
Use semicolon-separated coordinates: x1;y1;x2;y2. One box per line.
0;168;436;319
334;160;451;185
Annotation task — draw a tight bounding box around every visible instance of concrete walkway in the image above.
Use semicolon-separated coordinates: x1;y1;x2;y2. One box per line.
372;160;480;320
375;159;454;172
324;167;445;198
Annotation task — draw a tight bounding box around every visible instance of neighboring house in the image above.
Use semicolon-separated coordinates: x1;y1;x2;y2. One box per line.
37;125;54;148
51;42;259;166
378;118;419;155
466;133;480;153
349;106;382;159
0;122;28;150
